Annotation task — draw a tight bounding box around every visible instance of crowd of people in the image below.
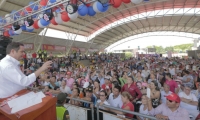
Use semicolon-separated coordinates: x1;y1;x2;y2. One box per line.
23;52;200;120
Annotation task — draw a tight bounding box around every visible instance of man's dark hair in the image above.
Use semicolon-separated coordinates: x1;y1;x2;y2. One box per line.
51;76;56;79
6;42;24;54
114;85;121;92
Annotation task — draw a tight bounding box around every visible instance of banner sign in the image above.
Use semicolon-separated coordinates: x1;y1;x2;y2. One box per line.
71;47;79;52
24;43;34;50
79;48;85;52
88;49;98;52
42;44;66;51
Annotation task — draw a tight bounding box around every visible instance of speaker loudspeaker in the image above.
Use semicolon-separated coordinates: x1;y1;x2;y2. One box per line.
0;40;12;60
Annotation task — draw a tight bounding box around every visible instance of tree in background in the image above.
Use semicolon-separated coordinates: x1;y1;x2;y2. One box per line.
174;43;192;52
165;46;174;52
146;43;192;54
125;52;132;59
147;46;165;54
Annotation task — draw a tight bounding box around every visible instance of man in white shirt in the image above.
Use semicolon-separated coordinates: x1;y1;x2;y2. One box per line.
0;42;52;99
161;82;172;104
141;66;150;78
107;85;123;108
179;84;199;119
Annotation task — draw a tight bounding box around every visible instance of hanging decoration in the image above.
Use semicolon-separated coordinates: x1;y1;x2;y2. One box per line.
50;17;58;25
5;14;13;23
68;12;78;20
61;11;70;22
55;13;63;24
0;0;147;36
37;20;46;28
78;5;88;16
110;0;122;8
93;1;109;13
66;0;78;14
40;0;48;6
122;0;131;4
26;25;34;32
24;18;34;27
33;20;40;29
25;7;32;13
21;25;26;31
8;29;15;36
3;31;10;37
0;17;6;25
12;24;22;34
87;6;96;16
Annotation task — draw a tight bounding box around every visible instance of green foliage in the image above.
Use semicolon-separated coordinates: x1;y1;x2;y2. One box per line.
146;46;165;54
174;44;192;51
165;46;174;52
125;52;132;59
146;43;193;53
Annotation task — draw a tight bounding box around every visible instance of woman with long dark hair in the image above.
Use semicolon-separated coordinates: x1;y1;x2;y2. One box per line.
149;81;160;108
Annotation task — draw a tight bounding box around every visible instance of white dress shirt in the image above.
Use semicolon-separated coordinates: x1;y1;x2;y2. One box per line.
0;55;36;98
107;93;123;108
60;86;71;94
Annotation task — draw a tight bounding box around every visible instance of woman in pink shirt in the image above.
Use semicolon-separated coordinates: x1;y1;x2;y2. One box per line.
165;73;179;93
65;72;75;89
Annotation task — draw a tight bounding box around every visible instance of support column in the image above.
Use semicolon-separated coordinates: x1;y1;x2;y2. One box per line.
85;37;94;55
36;27;48;52
66;27;78;55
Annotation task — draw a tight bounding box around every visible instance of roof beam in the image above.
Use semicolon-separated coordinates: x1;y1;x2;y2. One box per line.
0;0;6;9
0;8;9;13
6;0;24;7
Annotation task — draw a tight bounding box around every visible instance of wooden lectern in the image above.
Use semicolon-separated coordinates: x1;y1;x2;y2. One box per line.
0;89;57;120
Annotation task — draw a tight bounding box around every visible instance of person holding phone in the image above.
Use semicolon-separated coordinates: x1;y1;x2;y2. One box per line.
0;42;52;99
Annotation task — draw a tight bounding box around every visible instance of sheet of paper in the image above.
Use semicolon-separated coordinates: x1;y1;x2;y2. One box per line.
147;88;151;98
11;96;42;113
35;92;45;99
7;92;35;108
7;92;46;113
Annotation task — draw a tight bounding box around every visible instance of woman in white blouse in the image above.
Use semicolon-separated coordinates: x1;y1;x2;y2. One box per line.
137;95;149;120
60;80;71;94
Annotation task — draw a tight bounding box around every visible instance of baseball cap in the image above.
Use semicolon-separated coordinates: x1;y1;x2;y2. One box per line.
165;93;180;103
104;76;110;80
66;71;71;75
83;82;89;88
57;93;67;103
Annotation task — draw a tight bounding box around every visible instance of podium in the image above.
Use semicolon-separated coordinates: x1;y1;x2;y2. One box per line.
0;90;57;120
